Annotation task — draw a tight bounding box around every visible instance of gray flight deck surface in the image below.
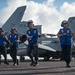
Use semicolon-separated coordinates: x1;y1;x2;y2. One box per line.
0;59;75;75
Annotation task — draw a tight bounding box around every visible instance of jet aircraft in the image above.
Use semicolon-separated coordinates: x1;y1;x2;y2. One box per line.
2;6;56;61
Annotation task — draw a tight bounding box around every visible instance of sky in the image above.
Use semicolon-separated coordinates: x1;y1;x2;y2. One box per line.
0;0;75;34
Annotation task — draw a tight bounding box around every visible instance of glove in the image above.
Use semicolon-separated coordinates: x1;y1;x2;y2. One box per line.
33;36;37;38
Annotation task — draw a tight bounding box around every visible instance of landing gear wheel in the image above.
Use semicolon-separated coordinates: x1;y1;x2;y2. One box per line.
20;56;25;62
44;56;49;61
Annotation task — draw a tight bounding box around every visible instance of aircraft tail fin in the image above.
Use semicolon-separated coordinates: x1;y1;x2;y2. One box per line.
2;6;26;32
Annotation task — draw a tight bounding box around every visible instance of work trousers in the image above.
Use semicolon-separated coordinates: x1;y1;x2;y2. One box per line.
27;43;39;64
0;46;7;63
61;45;72;64
10;46;17;63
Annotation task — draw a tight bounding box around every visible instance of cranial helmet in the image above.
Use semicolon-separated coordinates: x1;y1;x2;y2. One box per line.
27;20;34;27
61;20;69;27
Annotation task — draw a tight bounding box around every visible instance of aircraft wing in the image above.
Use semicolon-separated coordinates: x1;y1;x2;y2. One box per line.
38;44;56;52
17;42;56;56
24;41;56;52
47;34;57;36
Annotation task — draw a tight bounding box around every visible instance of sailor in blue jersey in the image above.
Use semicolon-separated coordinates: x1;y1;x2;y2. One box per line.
57;20;74;67
26;20;40;66
0;28;9;65
8;27;20;66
